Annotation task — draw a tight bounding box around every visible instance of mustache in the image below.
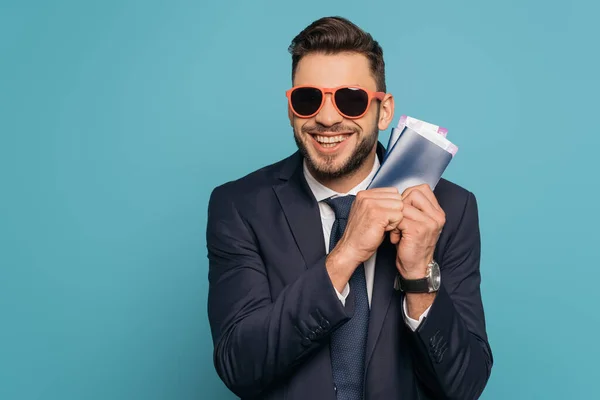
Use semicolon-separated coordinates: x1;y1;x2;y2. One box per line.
301;124;359;135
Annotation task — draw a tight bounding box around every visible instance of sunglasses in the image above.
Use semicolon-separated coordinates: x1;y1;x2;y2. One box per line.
286;85;386;119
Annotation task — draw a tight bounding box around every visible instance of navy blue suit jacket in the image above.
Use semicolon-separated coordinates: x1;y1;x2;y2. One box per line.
206;143;493;399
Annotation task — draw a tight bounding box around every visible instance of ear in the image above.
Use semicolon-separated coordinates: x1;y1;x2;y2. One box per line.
377;93;395;131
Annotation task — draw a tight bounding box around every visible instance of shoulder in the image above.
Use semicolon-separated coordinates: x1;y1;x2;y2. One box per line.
207;151;300;213
434;178;479;228
434;178;474;204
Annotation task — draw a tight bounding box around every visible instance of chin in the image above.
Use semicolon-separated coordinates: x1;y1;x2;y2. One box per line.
294;128;376;180
308;143;349;165
312;160;346;177
308;152;360;180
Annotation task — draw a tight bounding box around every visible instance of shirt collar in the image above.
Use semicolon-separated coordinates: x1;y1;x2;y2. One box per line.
303;156;381;202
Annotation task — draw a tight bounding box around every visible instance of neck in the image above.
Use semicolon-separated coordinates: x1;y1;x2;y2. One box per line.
309;150;377;193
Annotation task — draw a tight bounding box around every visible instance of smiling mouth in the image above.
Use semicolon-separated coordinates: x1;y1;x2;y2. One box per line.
311;134;352;148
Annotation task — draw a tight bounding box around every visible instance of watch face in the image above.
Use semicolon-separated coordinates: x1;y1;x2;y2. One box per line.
429;262;441;291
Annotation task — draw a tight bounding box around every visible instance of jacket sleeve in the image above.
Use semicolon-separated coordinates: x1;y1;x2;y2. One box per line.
406;191;494;400
205;185;354;398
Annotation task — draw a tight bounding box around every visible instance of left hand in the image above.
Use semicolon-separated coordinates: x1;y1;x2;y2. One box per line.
389;184;446;279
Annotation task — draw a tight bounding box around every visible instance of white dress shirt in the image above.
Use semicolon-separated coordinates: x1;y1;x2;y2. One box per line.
302;157;431;331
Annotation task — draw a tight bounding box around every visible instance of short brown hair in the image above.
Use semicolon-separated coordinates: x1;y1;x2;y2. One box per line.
288;16;386;92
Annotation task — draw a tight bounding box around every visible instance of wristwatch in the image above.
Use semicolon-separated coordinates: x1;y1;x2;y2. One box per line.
394;260;441;293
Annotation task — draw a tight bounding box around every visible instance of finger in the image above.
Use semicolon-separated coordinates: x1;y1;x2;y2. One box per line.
415;185;442;212
363;187;400;194
389;228;401;244
402;184;442;212
352;198;403;229
358;191;402;201
366;193;404;202
354;197;404;216
401;204;442;233
384;207;404;229
387;208;404;221
355;190;402;205
404;189;438;217
401;204;431;223
401;185;417;200
397;214;415;233
367;198;404;211
401;183;431;197
405;189;445;227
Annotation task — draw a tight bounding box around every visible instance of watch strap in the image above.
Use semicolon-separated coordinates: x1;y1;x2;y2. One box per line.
394;273;430;293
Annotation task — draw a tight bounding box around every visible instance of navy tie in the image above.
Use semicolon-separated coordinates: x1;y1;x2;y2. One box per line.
325;195;370;400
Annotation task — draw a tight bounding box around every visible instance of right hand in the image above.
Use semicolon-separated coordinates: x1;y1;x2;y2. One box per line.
337;187;404;264
326;188;404;292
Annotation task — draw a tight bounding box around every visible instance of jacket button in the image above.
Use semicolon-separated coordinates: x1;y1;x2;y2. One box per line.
308;331;316;340
301;336;311;347
320;319;330;330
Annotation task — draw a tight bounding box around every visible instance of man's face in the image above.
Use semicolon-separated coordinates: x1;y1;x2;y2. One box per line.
289;52;393;181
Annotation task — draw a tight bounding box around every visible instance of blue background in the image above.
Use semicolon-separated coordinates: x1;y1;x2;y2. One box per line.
1;0;598;399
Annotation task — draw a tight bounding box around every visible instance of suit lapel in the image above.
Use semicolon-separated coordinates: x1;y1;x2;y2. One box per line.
364;141;398;367
365;239;398;368
273;145;397;369
272;152;326;269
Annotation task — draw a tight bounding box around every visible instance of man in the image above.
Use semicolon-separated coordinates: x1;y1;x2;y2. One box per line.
206;16;493;400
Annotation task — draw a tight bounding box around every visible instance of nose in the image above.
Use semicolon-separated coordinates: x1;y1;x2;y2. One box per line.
315;93;344;127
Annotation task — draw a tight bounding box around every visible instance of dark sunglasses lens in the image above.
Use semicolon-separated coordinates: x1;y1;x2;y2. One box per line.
291;87;322;116
335;88;369;117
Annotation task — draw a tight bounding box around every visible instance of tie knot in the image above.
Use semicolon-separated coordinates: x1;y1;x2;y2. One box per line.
324;195;356;220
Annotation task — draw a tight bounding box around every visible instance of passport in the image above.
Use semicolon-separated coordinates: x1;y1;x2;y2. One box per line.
368;115;458;193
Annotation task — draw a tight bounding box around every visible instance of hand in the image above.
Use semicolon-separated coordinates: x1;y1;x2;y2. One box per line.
326;187;404;292
392;184;445;280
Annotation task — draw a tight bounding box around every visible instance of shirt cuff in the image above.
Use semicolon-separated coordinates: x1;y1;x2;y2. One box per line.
402;297;431;331
335;283;350;306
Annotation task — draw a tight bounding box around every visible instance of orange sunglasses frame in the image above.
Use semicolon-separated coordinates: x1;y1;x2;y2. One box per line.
285;85;386;119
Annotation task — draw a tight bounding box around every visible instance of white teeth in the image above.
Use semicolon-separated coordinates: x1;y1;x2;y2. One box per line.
314;135;349;144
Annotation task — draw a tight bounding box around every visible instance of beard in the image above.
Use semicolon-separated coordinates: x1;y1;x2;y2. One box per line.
293;120;379;182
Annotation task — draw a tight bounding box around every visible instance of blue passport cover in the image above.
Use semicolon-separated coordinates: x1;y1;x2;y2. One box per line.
368;126;453;192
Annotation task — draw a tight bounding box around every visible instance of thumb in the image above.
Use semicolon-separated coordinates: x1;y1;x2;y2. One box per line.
389;228;401;244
